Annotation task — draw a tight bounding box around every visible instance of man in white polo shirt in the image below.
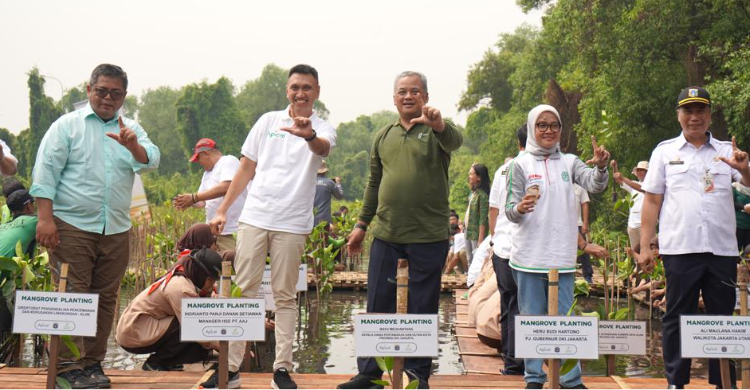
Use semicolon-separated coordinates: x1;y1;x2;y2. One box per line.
174;138;245;250
208;64;335;389
611;160;648;251
637;87;749;389
0;139;18;177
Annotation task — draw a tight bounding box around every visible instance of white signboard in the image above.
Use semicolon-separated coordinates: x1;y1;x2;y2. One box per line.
598;321;647;355
13;291;99;337
259;264;308;311
181;298;266;341
680;315;750;358
354;314;439;357
735;286;749;311
515;316;599;360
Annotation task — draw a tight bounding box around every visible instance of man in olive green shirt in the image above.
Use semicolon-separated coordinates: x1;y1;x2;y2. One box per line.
340;71;462;390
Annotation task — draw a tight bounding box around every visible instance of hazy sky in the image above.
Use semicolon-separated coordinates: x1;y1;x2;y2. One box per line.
0;1;542;134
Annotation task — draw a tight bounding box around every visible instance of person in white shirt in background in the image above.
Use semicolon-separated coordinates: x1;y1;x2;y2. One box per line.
573;184;593;283
174;138;246;251
0;139;18;177
209;64;335;390
611;160;648;252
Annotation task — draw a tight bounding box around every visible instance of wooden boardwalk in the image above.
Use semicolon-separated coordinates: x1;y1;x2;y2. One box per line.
0;366;717;389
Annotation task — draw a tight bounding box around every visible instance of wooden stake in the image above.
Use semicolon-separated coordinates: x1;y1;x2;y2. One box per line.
738;264;749;389
548;269;560;389
720;358;731;390
218;261;232;389
392;258;409;389
46;263;69;389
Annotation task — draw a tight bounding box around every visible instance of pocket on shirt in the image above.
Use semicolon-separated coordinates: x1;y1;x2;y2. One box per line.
710;163;732;193
665;164;690;191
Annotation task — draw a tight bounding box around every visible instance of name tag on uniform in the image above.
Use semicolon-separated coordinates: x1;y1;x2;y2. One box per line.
669;160;684;165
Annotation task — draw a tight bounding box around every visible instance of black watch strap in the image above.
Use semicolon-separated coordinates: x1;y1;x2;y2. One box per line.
304;129;317;142
354;222;368;231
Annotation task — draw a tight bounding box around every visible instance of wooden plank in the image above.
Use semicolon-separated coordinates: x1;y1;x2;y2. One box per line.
455;327;477;337
611;375;630;389
457;335;501;356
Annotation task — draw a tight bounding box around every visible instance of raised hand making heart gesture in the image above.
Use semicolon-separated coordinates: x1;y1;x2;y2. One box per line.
718;136;750;173
585;135;611;169
106;117;140;151
280;106;314;139
409;94;445;132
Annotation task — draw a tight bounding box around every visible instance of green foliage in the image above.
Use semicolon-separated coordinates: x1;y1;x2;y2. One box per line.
21;68;63;177
176;77;247;160
61;335;81;359
138;86;188;176
58;82;87;114
560;358;578;376
55;377;72;389
373;356;419;389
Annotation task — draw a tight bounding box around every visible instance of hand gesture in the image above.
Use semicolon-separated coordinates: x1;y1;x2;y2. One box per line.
36;217;60;251
106;117;140;151
585;242;610;259
208;212;227;235
517;194;539;214
409;95;445;132
173;193;193;211
280;106;314;139
347;226;367;255
585;135;610;169
635;250;655;274
611;160;623;184
719;136;750;173
334;176;342;184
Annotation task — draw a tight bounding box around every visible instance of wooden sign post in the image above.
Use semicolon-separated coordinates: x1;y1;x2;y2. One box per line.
218;261;232;389
46;263;69;389
392;258;409;389
739;264;749;389
548;269;560;389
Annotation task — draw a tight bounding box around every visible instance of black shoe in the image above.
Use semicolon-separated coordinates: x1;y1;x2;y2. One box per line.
272;367;297;389
405;370;429;389
561;384;588;389
525;382;544;390
667;386;684;389
142;361;184;371
83;363;111;388
199;368;241;389
336;374;383;389
56;369;99;389
500;369;525;376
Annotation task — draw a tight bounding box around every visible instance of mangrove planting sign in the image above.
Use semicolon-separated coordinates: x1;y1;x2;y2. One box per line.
680;315;750;358
181;298;266;341
515;316;599;359
598;321;646;355
13;291;99;337
354;314;439;357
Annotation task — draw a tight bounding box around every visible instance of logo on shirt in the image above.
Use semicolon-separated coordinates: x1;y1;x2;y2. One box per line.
561;171;570;182
528;174;543;184
269;130;286;140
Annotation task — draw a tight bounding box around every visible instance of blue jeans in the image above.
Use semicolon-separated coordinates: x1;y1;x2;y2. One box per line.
512;269;583;387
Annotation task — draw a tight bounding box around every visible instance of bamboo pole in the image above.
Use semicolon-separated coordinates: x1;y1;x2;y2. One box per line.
46;263;69;389
738;264;749;389
548;269;560;389
392;259;409;389
218;261;232;389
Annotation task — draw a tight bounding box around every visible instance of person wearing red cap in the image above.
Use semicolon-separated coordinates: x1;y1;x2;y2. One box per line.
174;139;246;251
207;64;336;389
637;86;750;389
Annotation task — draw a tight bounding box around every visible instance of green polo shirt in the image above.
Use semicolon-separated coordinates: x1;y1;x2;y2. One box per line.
359;119;463;243
0;215;38;258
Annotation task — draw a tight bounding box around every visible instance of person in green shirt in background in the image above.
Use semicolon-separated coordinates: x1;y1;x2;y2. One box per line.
464;163;490;265
1;179;25;225
342;71;462;390
0;189;38;258
732;182;750;251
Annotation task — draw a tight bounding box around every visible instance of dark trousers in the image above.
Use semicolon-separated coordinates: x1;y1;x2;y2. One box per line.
577;228;593;279
736;227;750;253
662;253;737;387
358;238;449;380
122;318;210;366
491;254;525;374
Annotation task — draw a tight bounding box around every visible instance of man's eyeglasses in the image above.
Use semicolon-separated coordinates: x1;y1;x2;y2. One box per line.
536;122;562;133
93;87;125;101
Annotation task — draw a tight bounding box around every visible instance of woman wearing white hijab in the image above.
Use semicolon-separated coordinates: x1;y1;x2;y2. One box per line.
505;105;610;389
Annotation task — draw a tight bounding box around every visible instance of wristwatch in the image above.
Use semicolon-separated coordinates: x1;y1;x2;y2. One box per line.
304;129;317;142
354;222;368;231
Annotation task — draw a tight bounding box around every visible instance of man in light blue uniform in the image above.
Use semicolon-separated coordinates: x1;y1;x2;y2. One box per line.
31;64;160;389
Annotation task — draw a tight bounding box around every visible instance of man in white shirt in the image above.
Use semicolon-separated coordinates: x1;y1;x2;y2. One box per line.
637;87;749;389
208;64;335;390
174;138;246;251
611;160;647;251
0;139;18;177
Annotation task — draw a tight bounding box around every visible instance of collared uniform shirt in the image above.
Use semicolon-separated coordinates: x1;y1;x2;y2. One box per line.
30;104;160;235
359;120;463;243
489;157;518;259
240;106;336;235
641;132;742;256
621;181;644;229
